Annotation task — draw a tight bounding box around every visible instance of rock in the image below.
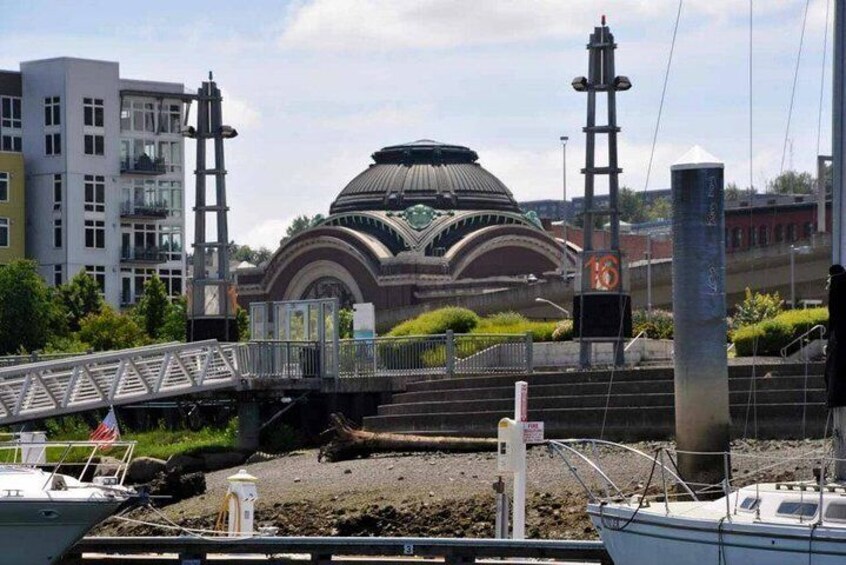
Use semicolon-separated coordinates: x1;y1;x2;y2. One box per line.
94;456;123;479
200;451;246;472
293;477;301;483
343;469;352;474
150;469;206;505
125;457;166;484
165;453;203;473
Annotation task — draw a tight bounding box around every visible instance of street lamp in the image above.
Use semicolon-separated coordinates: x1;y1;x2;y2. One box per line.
535;297;571;318
789;244;812;308
560;135;569;280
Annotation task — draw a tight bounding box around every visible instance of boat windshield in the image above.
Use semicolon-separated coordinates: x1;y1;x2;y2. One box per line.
776;501;818;518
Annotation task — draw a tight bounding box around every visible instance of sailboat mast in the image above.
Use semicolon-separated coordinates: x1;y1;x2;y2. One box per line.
832;0;846;481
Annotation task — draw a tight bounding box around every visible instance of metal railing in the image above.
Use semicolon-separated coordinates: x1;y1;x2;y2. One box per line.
121;245;168;263
337;331;532;378
0;351;89;369
624;330;647;352
120;156;166;175
237;341;323;379
238;333;533;379
120;200;169;218
780;324;827;359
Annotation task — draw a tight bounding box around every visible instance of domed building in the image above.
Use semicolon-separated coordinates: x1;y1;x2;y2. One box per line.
235;140;567;318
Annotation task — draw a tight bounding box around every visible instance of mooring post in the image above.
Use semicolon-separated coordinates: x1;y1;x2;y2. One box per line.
670;146;731;486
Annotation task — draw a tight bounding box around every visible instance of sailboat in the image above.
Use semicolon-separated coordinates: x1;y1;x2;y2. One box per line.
553;1;846;563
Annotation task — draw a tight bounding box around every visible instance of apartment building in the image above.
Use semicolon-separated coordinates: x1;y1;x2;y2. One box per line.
2;57;186;307
0;72;26;264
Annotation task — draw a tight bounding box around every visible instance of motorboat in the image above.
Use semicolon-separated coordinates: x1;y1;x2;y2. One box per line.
0;433;136;564
550;439;846;565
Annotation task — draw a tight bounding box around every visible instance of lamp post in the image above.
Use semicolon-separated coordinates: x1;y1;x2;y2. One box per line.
561;136;569;280
789;244;813;308
645;234;653;314
535;297;571;318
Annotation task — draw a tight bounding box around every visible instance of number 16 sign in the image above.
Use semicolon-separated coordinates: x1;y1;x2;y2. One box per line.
583;252;621;292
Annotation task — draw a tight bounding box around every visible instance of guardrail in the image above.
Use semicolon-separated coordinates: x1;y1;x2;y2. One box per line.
0;351;89;369
239;333;533;379
780;324;827;359
66;536;611;564
337;332;532;378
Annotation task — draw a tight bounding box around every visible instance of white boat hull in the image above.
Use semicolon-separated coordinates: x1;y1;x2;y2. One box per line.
0;498;125;564
589;503;846;565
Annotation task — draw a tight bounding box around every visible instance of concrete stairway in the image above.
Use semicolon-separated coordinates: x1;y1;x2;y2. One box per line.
362;363;827;441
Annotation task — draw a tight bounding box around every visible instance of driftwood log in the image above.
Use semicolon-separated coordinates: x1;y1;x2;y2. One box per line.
319;413;497;462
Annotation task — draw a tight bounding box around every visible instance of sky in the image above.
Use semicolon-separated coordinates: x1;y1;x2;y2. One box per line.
0;0;836;250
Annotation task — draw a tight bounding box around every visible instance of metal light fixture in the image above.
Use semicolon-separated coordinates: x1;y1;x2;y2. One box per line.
571;76;588;92
219;125;238;139
535;297;571;318
613;75;632;91
180;125;197;138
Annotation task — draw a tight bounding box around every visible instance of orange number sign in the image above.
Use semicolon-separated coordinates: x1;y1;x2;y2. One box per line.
584;254;620;291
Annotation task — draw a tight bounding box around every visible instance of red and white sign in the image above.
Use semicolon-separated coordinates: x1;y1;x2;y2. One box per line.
515;381;528;422
522;421;545;444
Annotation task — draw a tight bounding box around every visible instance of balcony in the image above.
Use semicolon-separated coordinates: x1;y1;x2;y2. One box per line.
121;155;166;175
121;200;169;219
121;245;167;263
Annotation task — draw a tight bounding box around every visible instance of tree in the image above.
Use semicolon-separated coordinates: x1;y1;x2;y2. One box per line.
0;260;54;354
134;274;169;340
229;243;273;265
725;182;742;201
79;306;148;351
732;287;783;330
768;170;814;195
618;188;648;224
57;272;104;331
285;214;326;238
159;295;187;342
646;197;672;221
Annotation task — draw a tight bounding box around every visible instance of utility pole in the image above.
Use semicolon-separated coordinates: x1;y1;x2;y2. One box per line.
561;135;569;280
646;234;653;314
571;17;632;368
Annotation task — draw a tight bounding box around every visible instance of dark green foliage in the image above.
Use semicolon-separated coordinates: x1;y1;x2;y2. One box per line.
236;306;249;341
732;307;827;356
0;260;54;354
159;296;187;342
339;308;353;338
57;271;104;332
732;288;784;330
134;274;169;339
632;309;674;339
79;306;149;351
388;307;480;336
229;243;272;265
767;170;814;195
285;214;326;238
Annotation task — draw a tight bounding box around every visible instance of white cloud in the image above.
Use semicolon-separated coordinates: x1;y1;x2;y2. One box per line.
221;90;261;128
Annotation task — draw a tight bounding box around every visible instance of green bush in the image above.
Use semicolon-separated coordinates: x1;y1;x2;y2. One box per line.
732;307;828;356
732;287;784;330
552;320;573;341
632;309;674;339
388;307;479;336
475;312;559;342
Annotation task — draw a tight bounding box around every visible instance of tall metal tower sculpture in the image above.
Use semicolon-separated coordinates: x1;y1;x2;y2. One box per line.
185;73;239;342
571;17;632;367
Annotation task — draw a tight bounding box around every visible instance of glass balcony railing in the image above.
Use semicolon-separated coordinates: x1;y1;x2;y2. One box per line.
120;200;169;219
120;155;166;175
121;245;167;263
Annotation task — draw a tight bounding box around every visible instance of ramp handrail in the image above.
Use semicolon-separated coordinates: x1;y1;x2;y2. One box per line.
779;324;826;359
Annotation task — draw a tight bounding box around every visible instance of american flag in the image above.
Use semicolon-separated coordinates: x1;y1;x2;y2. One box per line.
90;407;120;447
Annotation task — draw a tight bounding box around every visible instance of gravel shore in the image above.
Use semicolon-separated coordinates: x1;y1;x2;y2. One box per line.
98;438;830;540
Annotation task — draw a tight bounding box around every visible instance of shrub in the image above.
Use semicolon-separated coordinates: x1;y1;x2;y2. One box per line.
632;309;674;339
552;320;574;341
475;312;562;342
78;306;149;351
732;307;828;356
732;287;783;330
388;307;479;336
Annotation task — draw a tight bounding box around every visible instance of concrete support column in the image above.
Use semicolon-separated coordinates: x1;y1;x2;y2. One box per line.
671;146;731;486
237;396;261;452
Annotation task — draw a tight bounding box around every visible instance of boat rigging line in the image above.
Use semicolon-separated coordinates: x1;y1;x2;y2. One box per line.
781;0;813;175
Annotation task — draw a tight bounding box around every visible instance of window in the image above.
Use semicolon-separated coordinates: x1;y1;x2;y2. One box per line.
158;180;182;216
84;134;104;156
159;268;183;296
161;103;182;133
84;219;105;248
731;227;743;249
53;174;62;210
758;225;768;247
0;218;9;247
0;172;7;202
84;175;105;212
825;502;846;522
53;265;62;287
158;141;182;172
85;265;106;293
124;100;156;132
83;98;104;127
160;226;183;261
776;501;818;519
53;219;62;248
1;135;21;152
45;133;61;155
1;96;21;129
748;226;757;247
774;224;784;243
803;222;814;238
738;497;760;512
787;223;797;242
44;96;60;126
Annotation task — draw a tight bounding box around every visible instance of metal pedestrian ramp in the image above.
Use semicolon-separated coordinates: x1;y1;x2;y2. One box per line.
0;340;241;426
